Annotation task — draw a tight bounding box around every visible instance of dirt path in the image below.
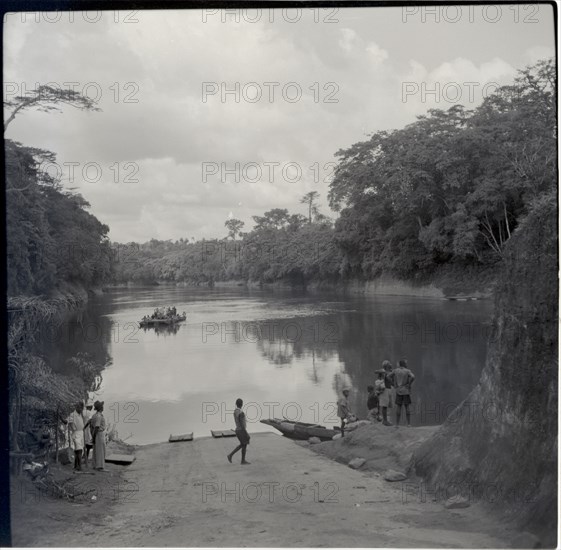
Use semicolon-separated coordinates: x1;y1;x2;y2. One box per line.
12;433;515;547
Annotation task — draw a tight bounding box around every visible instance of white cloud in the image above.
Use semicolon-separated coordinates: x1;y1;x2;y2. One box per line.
338;28;357;52
366;42;388;65
521;45;555;66
3;9;555;242
400;57;518;117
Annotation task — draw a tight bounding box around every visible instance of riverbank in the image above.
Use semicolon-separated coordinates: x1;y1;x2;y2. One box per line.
306;422;439;474
105;267;496;300
11;432;522;547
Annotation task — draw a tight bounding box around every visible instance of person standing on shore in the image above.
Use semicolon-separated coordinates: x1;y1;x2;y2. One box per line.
68;402;85;471
377;361;394;426
227;398;251;465
383;360;394;410
374;369;390;425
337;387;353;436
82;400;94;467
389;359;415;427
90;401;106;470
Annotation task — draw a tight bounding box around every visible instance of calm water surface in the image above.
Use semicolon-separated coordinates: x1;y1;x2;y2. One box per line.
47;286;493;444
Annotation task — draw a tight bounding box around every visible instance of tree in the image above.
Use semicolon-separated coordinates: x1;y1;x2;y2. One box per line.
300;191;320;223
224;218;245;240
4;84;101;132
252;208;291;231
287;213;308;231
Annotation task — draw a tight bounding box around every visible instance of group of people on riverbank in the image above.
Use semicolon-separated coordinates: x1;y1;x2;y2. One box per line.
66;399;106;471
226;359;416;464
338;359;416;435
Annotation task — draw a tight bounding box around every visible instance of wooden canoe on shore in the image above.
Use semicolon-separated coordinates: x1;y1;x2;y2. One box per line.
211;430;236;438
261;418;339;441
169;433;193;442
106;454;136;465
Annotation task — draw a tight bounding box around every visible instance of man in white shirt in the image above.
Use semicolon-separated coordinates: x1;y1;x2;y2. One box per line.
68;402;85;471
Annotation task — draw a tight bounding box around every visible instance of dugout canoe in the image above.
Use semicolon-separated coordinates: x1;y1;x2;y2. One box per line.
260;418;339;441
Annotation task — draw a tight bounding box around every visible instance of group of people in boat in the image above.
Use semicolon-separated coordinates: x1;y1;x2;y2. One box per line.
142;306;179;321
337;359;415;435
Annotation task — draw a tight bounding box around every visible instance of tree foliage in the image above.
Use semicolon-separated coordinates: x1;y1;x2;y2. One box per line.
6;140;112;295
225;217;245;240
328;58;555;277
4;84;101;131
300;191;321;223
111;199;342;286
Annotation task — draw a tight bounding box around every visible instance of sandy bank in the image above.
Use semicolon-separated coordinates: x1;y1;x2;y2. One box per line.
306;422;439;474
11;432;521;547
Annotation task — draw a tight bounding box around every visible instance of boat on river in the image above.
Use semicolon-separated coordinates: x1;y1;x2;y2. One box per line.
139;309;186;328
139;314;186;327
260;418;339;441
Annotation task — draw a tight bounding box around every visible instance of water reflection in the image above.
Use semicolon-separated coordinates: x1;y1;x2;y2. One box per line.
252;318;339;370
41;287;492;444
141;323;181;337
38;308;112;380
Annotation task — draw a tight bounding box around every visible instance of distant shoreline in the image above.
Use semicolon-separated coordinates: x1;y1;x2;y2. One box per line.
102;273;495;300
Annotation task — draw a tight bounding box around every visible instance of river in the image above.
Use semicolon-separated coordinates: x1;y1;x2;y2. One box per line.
44;286;493;444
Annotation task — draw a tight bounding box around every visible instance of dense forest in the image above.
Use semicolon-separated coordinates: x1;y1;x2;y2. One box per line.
111;59;555;288
6;140;113;296
6;86;112;452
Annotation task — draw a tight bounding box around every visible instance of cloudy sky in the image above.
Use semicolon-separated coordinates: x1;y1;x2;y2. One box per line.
4;5;555;243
